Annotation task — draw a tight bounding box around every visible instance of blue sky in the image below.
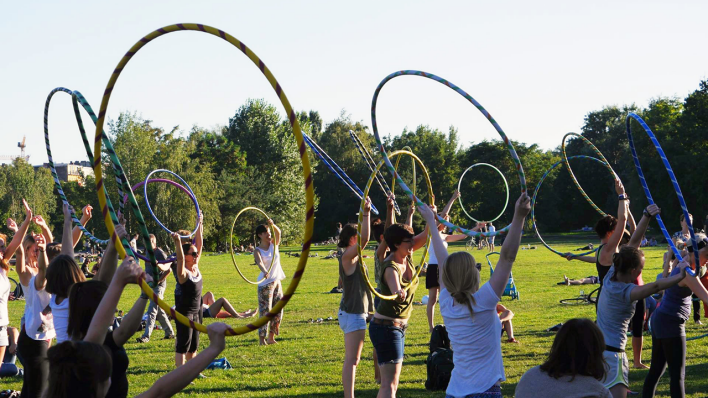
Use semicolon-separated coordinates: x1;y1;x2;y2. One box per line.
2;0;706;164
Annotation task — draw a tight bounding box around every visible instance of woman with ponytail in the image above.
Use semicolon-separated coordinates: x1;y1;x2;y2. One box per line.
253;217;285;346
419;193;531;398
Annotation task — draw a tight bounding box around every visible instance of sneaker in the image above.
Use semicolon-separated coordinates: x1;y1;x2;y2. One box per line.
696;320;703;325
164;334;175;340
197;373;207;379
135;336;150;343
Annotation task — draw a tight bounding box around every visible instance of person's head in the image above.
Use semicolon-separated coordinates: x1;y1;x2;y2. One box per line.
383;223;415;256
613;246;645;280
680;213;693;229
371;219;385;243
440;252;480;317
46;340;112;398
255;224;271;246
595;215;617;240
22;234;37;263
45;254;86;299
686;232;708;268
539;318;606;381
176;229;191;245
67;280;108;340
337;223;358;248
149;234;157;250
337;222;342;229
619;230;631;246
46;242;63;262
182;243;199;267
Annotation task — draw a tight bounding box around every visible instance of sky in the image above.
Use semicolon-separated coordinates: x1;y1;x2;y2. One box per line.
1;0;707;165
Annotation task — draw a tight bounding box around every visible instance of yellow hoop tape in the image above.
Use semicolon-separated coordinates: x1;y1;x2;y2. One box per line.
230;207;276;285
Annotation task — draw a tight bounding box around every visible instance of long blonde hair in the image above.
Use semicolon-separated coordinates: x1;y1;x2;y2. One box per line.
441;252;480;317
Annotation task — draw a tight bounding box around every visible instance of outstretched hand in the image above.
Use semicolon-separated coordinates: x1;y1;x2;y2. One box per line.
363;197;372;214
6;218;18;233
514;193;531;218
206;322;230;351
645;204;660;217
115;256;143;286
81;204;93;220
614;177;625;195
22;199;33;219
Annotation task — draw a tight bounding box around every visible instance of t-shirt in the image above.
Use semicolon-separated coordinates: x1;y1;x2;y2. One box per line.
50;295;70;343
596;266;636;350
0;269;10;328
145;247;171;283
104;331;129;398
515;366;612;398
24;275;55;341
255;244;286;287
440;282;505;396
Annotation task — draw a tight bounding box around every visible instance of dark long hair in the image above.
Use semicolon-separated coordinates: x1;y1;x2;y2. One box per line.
613;246;644;276
337;224;358;248
46;340;112;398
46;254;86;298
67;280;108;340
539;318;606;380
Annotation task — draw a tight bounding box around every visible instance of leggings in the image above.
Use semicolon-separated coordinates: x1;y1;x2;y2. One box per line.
642;335;685;398
630;298;645;336
18;328;50;398
257;280;283;338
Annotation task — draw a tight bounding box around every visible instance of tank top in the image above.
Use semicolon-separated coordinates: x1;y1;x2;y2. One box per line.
23;275;54;340
656;266;692;321
104;331;129;398
255;244;286;287
427;240;448;265
177;268;203;313
595;244;610;286
0;269;10;328
50;295;70;343
376;258;419;319
339;248;374;315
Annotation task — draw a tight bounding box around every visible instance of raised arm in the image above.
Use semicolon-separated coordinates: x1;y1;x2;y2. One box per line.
268;218;282;246
376;194;396;260
34;234;49;291
194;212;204;254
60;203;74;257
490;193;531;298
71;205;92;249
599;178;628;264
4;199;33;261
112;289;149;346
96;223;127;285
136;323;229;398
419;203;449;273
341;198;371;273
628;205;660;249
172;232;187;284
630;260;688;301
626;201;637;236
84;257;143;345
405;202;415;228
32;215;54;244
439;190;460;218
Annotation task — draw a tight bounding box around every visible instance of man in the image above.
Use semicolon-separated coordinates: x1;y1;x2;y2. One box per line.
136;234;175;342
488;222;497;252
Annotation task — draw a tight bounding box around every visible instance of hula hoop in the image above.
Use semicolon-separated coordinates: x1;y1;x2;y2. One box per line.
531;155;609;257
91;24;315;336
121;178;195;264
626;113;698;276
356;150;433;300
143;169;201;238
457;163;510;223
229;207;276;285
348;130;402;215
371;71;526;238
561;133;619;217
302;133;380;215
392;145;417;200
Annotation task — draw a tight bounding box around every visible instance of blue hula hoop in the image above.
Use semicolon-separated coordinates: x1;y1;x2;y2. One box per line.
626;113;699;276
348;130;401;215
302;133;380;215
143;169;201;238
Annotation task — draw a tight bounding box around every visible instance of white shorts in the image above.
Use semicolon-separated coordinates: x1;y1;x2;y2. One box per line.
0;326;8;346
601;350;629;389
338;310;367;334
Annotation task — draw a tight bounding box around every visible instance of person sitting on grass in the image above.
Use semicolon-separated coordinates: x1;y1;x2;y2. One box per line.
496;303;518;343
202;291;255;319
561;275;600;285
515;318;611;398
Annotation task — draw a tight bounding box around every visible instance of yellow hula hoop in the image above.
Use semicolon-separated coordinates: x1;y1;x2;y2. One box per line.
230;207;276;285
92;24;315;336
393;146;416;199
357;150;433;300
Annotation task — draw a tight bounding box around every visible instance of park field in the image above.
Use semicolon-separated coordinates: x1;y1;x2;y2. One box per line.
4;233;708;397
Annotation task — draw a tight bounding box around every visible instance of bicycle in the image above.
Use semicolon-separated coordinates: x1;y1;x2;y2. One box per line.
559;287;599;305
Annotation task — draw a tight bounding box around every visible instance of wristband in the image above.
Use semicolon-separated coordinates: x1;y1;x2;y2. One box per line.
643;208;652;218
618;194;629;201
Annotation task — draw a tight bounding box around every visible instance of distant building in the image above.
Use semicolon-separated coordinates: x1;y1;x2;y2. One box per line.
36;161;94;185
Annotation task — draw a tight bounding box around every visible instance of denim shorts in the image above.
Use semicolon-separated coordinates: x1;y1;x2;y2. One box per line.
338;310;367;334
369;321;405;365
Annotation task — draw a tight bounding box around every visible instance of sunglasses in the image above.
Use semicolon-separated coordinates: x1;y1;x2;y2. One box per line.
686;238;708;253
187;251;198;258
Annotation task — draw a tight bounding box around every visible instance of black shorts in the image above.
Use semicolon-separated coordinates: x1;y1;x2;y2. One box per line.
202;307;212;318
175;309;202;354
426;264;440;289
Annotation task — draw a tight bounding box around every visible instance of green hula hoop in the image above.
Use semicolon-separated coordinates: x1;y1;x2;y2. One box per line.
456;163;509;223
393;146;416;198
229;207;276;285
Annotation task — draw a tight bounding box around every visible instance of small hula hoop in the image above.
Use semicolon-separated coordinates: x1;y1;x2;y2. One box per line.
561;133;619;217
371;71;526;238
626;113;698;276
348;130;401;215
143;169;201;238
229;207;276;285
91;23;315;336
122;178;195;264
531;155;609;257
357;150;433;300
457;163;510;223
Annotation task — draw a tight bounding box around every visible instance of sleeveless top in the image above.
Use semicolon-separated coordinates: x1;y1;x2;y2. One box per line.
595;244;610;286
376;258;419;319
0;268;9;328
23;274;55;340
255;243;286;287
177;268;203;313
338;248;374;315
427;240;448;265
50;295;70;343
104;331;129;398
656;266;693;321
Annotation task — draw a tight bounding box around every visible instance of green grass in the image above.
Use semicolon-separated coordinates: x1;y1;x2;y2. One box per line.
5;234;708;397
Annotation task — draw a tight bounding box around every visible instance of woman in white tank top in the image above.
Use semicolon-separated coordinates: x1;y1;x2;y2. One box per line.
254;219;285;345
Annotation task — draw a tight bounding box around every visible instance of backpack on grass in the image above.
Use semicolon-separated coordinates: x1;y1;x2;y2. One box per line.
425;348;454;391
429;324;450;352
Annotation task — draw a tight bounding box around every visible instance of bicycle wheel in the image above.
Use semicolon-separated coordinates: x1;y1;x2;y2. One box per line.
587;287;600;305
559;297;590;305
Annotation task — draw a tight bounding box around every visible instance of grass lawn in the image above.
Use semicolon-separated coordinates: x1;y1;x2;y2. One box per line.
4;233;708;397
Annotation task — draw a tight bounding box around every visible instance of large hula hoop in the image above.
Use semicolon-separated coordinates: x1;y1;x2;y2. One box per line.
561;133;619;217
122;178;195;264
357;150;433;300
392;145;417;200
143;169;201;238
229;207;276;285
457;163;509;223
371;71;526;238
626;113;698;276
531;155;609;257
348;130;401;215
91;23;315;336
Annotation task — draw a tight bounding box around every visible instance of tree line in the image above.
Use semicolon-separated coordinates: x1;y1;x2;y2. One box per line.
2;80;706;250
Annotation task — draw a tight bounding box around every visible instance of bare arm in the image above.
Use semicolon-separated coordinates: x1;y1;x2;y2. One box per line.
628;205;660;249
376;194;396;261
112;293;149;346
683;274;708;303
194;212;204;254
383;266;404;302
15;240;30;286
444;234;468;243
253;249;268;275
630;260;688;301
405;202;415;228
439;190;460;218
419;204;449;272
626;202;637;236
60;204;74;257
136;323;229;398
4;200;32;261
341;198;371;275
268;218;282;246
32;215;54;245
599;178;627;264
563;253;596;263
172;232;187;284
96;223;127;285
34;235;49;291
490;194;531;298
71;205;92;249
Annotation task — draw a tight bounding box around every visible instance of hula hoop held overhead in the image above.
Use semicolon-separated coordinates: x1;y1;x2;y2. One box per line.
371;70;526;238
357;150;433;301
626;113;699;276
457;163;510;223
348;130;401;215
229;207;276;285
91;23;315;336
143;169;201;239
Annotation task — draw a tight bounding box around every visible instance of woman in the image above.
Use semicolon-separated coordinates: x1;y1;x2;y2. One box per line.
202;291;255;319
172;212;204;367
420;193;530;398
337;198;373;398
426;191;468;333
369;203;428;398
642;233;708;398
515;318;611;398
44;256;233;398
254;218;285;346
